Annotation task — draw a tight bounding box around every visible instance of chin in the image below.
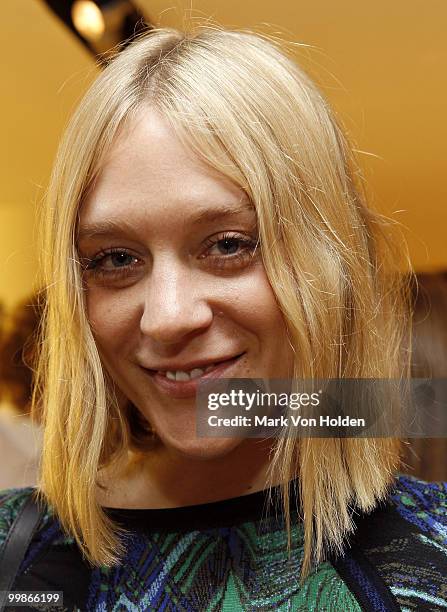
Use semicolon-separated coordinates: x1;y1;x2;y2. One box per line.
158;431;244;461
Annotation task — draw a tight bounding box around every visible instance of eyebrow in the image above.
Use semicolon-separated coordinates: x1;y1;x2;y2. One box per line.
77;202;256;241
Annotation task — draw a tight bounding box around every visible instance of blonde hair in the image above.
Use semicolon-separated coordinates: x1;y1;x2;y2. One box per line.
34;26;410;579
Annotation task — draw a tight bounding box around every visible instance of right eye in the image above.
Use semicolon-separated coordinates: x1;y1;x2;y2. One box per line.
83;248;143;279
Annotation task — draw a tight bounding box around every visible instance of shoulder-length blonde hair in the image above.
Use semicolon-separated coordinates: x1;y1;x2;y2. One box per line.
34;26;410;579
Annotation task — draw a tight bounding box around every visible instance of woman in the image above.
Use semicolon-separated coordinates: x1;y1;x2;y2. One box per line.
0;26;446;611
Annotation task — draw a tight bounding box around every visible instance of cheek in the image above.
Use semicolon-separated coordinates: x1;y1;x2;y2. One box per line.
85;289;138;355
234;266;287;332
240;267;293;374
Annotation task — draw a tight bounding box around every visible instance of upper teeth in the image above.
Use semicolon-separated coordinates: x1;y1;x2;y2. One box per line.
162;364;215;381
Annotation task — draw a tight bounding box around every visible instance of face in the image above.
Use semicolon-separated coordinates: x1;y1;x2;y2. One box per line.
78;108;294;459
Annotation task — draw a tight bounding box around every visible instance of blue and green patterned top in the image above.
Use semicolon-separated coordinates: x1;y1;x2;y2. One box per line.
0;474;446;611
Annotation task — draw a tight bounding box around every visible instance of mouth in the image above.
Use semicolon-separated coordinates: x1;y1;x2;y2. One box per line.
142;353;246;399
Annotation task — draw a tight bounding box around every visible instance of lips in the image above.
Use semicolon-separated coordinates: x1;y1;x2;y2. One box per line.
142;353;245;399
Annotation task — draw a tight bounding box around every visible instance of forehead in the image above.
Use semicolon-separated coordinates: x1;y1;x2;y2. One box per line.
79;108;255;231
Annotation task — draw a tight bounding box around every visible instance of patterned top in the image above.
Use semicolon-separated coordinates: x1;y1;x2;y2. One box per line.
0;474;446;611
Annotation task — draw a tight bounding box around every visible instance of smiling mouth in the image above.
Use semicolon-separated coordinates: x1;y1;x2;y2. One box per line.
142;353;246;398
158;353;244;380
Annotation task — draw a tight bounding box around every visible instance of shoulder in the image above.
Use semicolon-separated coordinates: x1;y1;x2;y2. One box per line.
388;473;447;544
334;474;447;611
0;487;36;545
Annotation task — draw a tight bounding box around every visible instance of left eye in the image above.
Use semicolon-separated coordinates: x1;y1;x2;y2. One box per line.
199;232;259;270
210;237;246;255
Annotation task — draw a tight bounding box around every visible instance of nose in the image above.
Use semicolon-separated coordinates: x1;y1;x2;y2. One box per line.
139;258;213;345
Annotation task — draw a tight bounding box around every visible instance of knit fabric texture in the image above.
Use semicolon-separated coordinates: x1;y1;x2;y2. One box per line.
0;474;446;611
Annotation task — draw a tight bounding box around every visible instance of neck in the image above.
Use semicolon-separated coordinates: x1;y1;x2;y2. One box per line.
97;438;278;509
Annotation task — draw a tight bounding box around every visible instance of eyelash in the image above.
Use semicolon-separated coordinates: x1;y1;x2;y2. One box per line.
83;232;259;280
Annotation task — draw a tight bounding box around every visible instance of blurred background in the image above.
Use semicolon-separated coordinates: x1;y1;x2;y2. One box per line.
1;0;446;489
